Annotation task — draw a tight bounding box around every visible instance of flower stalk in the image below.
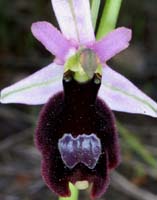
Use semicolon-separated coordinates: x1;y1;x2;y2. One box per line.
59;183;78;200
91;0;101;30
97;0;123;39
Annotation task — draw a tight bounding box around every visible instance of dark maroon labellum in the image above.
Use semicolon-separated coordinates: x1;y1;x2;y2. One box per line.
35;72;120;199
58;133;102;169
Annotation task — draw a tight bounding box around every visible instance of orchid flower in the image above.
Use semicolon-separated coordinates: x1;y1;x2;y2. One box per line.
1;0;157;199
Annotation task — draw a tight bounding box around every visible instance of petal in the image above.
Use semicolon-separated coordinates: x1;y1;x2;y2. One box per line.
51;0;95;44
0;63;64;105
89;27;132;62
98;65;157;117
31;21;75;61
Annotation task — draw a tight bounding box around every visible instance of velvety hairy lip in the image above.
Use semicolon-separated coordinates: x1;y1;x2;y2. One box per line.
35;74;120;199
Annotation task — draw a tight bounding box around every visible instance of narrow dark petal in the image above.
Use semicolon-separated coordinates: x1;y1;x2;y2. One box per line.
35;75;120;199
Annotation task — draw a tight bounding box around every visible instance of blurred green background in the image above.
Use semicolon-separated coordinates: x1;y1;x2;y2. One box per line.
0;0;157;200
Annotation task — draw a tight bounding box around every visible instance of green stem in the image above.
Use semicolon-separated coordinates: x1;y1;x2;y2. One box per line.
59;183;78;200
91;0;101;30
97;0;123;40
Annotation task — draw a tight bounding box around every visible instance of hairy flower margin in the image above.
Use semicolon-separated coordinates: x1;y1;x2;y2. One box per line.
1;0;157;199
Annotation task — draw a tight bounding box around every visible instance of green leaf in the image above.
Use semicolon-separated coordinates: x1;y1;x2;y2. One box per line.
117;121;157;168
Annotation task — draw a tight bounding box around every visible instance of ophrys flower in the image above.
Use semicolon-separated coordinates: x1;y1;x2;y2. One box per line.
1;0;157;199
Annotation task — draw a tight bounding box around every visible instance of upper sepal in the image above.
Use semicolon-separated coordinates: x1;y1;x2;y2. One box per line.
51;0;95;44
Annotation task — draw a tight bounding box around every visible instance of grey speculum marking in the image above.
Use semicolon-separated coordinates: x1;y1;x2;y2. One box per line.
58;133;102;169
